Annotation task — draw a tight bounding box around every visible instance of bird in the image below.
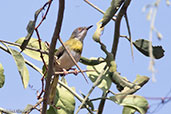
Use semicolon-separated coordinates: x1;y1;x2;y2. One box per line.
49;25;93;104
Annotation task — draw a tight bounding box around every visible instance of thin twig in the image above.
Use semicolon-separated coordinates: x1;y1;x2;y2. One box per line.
0;39;48;54
25;60;43;75
84;0;116;21
35;29;48;69
96;1;132;113
42;0;65;113
35;0;53;29
34;29;48;100
0;107;16;114
34;0;52;69
37;76;46;99
76;65;108;114
108;89;116;96
0;44;43;75
58;37;88;83
58;80;93;114
96;92;109;114
54;69;94;75
148;0;161;82
25;98;43;114
0;43;93;114
124;13;134;60
90;97;110;102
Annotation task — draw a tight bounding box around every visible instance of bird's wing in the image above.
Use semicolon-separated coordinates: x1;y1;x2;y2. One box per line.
55;46;65;59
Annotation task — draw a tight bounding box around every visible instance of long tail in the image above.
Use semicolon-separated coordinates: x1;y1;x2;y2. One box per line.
49;74;59;105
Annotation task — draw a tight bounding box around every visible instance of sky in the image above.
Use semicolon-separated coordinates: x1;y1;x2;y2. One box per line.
0;0;171;114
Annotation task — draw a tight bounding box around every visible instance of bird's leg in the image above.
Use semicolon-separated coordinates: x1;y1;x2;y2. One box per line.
62;68;69;76
69;68;79;75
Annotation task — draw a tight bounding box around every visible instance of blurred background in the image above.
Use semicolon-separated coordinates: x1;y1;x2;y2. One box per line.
0;0;171;113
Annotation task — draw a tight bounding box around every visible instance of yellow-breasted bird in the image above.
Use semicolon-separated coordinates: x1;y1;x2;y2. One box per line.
49;25;93;104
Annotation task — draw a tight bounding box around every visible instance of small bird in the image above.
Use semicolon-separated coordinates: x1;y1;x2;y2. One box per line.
49;25;93;104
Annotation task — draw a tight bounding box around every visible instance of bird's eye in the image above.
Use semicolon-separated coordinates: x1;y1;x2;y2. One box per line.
78;27;83;32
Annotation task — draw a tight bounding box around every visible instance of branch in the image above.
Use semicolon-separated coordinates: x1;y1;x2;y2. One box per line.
0;44;43;75
84;0;116;21
58;80;93;114
0;107;16;114
25;98;43;114
35;29;48;69
76;65;108;114
124;13;134;60
111;0;132;60
42;0;65;113
35;0;52;29
96;92;109;114
58;37;88;82
54;69;94;75
0;40;48;54
34;0;52;70
148;0;161;82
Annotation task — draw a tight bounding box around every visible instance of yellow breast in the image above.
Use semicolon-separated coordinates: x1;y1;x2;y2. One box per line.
65;39;83;54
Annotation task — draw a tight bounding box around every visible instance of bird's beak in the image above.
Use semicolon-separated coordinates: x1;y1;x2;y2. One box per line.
86;25;93;30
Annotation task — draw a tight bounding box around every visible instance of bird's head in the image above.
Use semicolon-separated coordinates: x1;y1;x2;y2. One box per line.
70;25;93;42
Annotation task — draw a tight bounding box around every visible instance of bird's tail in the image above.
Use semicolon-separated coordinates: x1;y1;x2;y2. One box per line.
49;74;59;105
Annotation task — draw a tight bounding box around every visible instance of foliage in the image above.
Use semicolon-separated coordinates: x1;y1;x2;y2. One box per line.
0;0;166;114
0;63;5;88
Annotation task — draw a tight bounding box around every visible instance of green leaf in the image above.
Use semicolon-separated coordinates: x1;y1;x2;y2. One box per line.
133;39;165;59
47;106;57;114
22;104;34;114
122;106;136;114
117;75;149;95
8;48;29;88
20;8;41;51
133;75;149;87
120;95;148;114
16;37;48;62
93;20;104;43
86;57;112;92
0;63;5;88
54;85;75;114
0;107;17;114
80;57;105;66
80;92;94;110
109;95;148;114
101;0;124;27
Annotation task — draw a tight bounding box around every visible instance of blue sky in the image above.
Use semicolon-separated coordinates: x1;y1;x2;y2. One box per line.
0;0;171;114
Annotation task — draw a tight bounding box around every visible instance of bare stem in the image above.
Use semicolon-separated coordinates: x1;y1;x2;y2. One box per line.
96;92;108;114
111;0;132;60
42;0;65;113
148;0;161;82
76;65;108;114
58;37;88;83
35;0;53;29
84;0;116;21
35;29;48;69
124;13;134;60
54;69;94;75
0;39;48;54
25;98;43;114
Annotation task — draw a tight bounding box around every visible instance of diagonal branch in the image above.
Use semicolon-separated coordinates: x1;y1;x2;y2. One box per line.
42;0;65;113
84;0;116;21
124;13;134;60
0;39;48;54
58;37;88;83
35;0;52;29
111;0;132;60
76;65;108;114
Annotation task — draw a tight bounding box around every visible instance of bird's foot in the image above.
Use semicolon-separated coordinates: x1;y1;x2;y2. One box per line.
62;68;68;76
69;68;79;75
